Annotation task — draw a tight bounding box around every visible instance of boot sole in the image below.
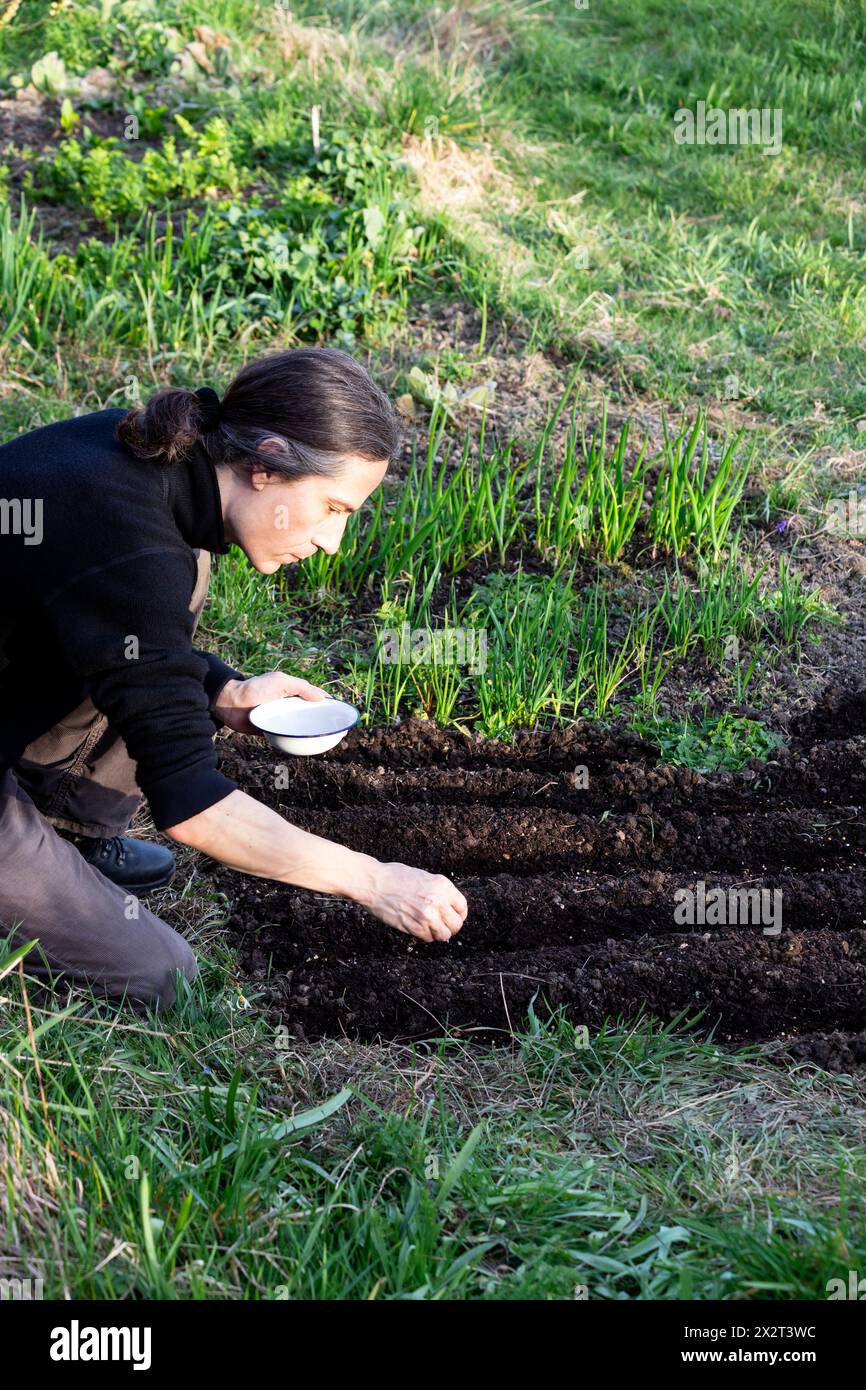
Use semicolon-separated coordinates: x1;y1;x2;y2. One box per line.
100;870;177;898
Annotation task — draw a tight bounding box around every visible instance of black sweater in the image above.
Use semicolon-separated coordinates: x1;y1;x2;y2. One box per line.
0;408;244;830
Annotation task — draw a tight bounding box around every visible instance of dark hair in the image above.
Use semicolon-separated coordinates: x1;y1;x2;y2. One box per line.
115;347;402;481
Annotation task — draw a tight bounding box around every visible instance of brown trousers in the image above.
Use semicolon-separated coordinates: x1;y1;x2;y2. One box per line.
0;550;215;1010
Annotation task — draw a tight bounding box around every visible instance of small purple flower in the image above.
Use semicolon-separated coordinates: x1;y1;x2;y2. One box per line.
775;519;788;532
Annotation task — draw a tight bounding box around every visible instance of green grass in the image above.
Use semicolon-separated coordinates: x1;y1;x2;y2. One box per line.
654;544;766;664
533;396;650;564
764;553;840;647
0;0;862;1303
3;939;864;1300
423;0;866;437
648;414;753;560
6;0;864;438
464;568;578;736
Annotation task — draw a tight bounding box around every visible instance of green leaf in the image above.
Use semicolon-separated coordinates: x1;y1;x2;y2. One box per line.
190;1087;353;1173
435;1123;485;1207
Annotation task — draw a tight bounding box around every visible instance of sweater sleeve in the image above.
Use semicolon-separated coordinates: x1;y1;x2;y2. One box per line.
43;547;239;830
198;649;247;727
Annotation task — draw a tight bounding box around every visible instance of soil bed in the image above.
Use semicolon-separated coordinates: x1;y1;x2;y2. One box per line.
211;689;866;1064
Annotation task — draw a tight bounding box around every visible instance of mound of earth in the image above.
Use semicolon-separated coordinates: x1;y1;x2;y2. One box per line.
210;694;866;1063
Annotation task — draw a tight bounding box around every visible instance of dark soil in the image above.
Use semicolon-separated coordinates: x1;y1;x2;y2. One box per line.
209;687;866;1066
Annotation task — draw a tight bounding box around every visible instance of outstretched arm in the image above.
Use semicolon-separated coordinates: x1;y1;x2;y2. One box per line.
164;788;468;943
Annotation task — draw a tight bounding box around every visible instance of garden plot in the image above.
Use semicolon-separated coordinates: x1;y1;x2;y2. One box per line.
212;687;866;1058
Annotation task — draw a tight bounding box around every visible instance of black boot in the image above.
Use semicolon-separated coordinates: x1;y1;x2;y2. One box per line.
70;834;177;897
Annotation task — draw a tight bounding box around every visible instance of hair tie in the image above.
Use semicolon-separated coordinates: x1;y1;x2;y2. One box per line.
194;385;223;433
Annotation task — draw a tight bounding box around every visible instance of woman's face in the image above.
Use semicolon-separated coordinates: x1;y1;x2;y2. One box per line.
218;453;389;575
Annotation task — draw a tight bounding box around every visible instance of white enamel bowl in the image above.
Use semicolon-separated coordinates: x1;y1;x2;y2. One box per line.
248;696;360;756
